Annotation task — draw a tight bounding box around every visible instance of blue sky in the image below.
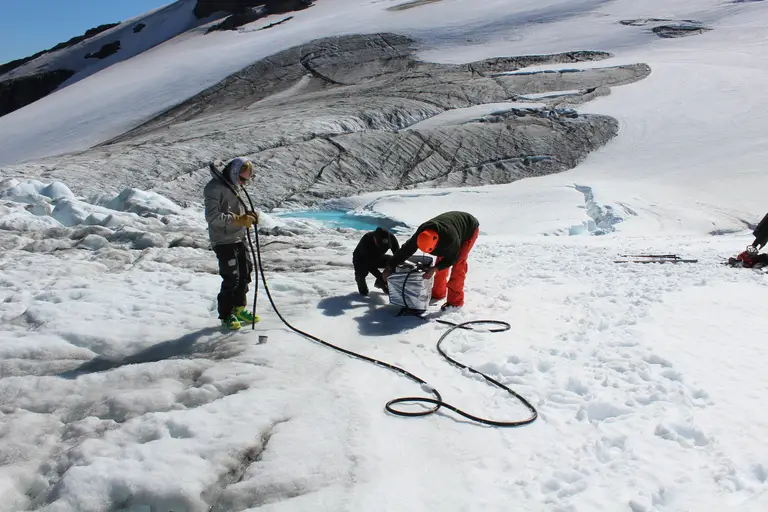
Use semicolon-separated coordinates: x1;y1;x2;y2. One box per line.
1;0;172;64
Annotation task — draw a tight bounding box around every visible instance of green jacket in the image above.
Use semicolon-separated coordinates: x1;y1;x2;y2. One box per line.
389;211;479;270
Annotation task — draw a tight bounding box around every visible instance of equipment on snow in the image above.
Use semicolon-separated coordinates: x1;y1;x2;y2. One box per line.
728;246;768;268
387;255;435;315
724;212;768;269
614;254;698;264
387;212;479;309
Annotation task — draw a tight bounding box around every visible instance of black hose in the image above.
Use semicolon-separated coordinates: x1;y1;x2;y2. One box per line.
250;227;537;427
400;265;420;313
209;163;537;426
390;267;537;425
386;320;537;426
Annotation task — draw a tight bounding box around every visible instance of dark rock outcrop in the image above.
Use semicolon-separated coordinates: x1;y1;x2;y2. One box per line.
206;6;267;32
204;0;311;32
0;23;119;117
652;24;712;38
620;18;680;26
620;19;712;38
387;0;444;11
0;69;75;117
259;16;293;30
0;23;119;77
85;41;121;60
133;23;147;33
194;0;312;19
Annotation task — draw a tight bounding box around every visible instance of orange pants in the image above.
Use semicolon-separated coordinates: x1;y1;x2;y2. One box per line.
432;227;479;307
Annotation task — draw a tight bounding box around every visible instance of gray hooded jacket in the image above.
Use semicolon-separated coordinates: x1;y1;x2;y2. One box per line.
204;160;248;247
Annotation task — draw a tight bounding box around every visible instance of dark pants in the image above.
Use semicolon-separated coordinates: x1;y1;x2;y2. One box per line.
214;242;253;319
353;254;392;294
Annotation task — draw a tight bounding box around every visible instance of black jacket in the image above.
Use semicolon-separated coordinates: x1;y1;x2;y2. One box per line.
389;211;479;270
753;212;768;249
353;228;400;266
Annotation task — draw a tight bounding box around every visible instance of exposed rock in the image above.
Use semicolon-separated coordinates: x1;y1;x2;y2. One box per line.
0;23;119;77
133;23;147;33
0;69;75;117
387;0;444;11
652;24;712;38
85;41;121;60
265;0;313;13
195;0;260;17
259;16;293;30
620;19;712;38
620;18;681;26
209;12;296;33
206;0;311;32
207;6;267;32
194;0;312;19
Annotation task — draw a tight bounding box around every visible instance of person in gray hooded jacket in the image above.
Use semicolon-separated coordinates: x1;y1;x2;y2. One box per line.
204;157;260;330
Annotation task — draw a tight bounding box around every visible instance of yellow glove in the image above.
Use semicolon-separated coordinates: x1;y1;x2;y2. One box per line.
232;213;256;228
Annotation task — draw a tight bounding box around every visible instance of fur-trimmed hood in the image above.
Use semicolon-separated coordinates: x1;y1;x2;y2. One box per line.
209;157;250;186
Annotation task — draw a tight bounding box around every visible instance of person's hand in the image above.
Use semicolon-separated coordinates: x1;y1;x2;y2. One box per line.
422;267;436;279
232;213;256;228
381;268;392;281
246;211;259;223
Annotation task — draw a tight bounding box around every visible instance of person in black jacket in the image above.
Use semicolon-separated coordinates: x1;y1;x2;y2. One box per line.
731;212;768;267
751;212;768;250
353;227;400;296
382;211;479;309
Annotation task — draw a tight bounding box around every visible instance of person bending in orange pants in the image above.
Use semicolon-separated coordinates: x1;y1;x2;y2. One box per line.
382;211;479;310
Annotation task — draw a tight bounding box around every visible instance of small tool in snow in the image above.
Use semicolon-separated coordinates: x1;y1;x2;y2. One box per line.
614;254;698;264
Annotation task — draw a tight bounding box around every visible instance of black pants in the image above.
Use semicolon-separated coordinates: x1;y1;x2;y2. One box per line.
214;242;253;319
353;254;392;293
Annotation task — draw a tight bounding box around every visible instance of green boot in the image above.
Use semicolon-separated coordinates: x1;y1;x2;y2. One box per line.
221;314;241;330
234;306;260;325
